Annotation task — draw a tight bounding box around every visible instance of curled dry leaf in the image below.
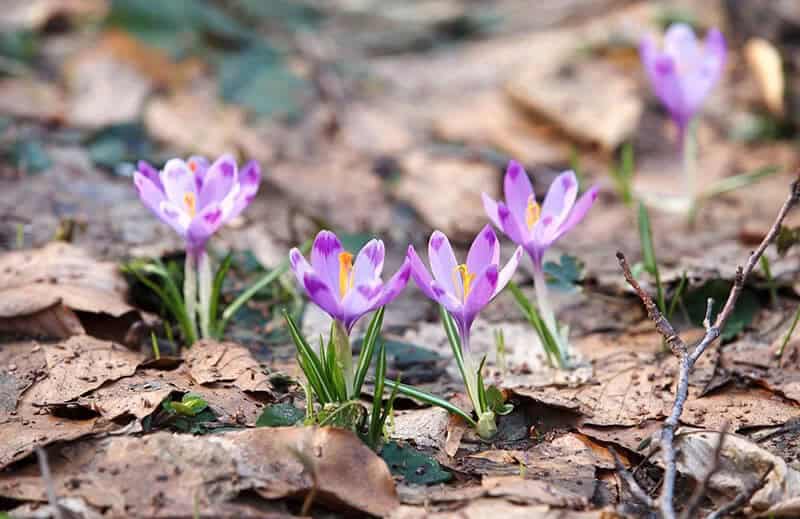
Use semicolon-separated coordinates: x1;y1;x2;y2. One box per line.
0;341;46;415
186;340;273;395
675;429;800;517
0;427;398;517
392;407;450;452
0;242;136;339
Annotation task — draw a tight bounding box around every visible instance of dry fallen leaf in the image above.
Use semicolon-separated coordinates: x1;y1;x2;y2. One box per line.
0;341;46;415
0;427;398;517
186;340;273;395
745;38;785;117
0;242;136;339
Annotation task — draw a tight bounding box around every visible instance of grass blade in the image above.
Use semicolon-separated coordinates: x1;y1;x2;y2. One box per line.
507;282;561;367
638;202;665;313
440;306;467;380
209;252;233;338
284;311;333;403
384;380;477;427
353;307;385;396
703;165;780;199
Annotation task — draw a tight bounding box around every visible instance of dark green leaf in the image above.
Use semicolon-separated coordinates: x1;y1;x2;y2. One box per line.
380;441;451;485
776;225;800;257
485;386;512;415
256;403;304;427
684;280;760;341
163;393;208;416
543;253;584;293
87;123;153;173
0;30;38;64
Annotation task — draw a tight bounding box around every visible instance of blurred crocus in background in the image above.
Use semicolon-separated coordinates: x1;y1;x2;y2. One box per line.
640;23;726;221
134;154;261;340
407;225;521;430
483;161;598;366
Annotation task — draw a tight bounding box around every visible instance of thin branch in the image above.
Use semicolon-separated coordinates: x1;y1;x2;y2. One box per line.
610;447;656;509
704;465;774;519
680;426;729;519
616;175;800;519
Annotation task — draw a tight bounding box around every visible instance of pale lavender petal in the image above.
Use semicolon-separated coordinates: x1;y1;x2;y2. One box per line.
289;247;313;288
186;202;223;252
303;271;344;321
497;202;527;246
134;170;165;215
503;160;534;229
187;156;209;191
225;160;262;220
463;264;499;326
466;225;500;274
430;280;464;316
540;170;578;227
494;246;522;297
376;257;411;308
683;28;726;113
407;245;438;301
137;160;163;192
664;23;701;63
353;239;385;286
481;193;503;229
199;154;237;209
553;186;600;242
342;279;383;331
158;200;190;236
428;230;459;298
161;159;196;206
311;230;344;296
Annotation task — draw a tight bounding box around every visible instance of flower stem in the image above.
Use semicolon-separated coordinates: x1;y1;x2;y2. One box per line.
532;263;568;365
198;250;213;339
683;119;698;227
183;252;199;345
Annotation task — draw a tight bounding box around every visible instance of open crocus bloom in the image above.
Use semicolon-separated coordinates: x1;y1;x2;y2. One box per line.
482;161;598;270
134;154;261;255
640;23;726;138
290;231;411;333
407;225;522;351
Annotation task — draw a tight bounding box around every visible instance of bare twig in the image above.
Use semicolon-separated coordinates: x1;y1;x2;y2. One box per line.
616;176;800;519
704;465;774;519
610;447;656;509
35;446;63;519
680;425;729;519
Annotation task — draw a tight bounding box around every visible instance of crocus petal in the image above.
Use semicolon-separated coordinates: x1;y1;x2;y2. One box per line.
481;193;503;229
187;155;209;190
407;245;438;301
134;170;166;215
494;246;522;297
158;200;191;235
466;225;500;274
540;170;578;227
430;280;464;316
137;160;163;192
311;230;344;296
553;186;600;242
303;271;343;321
503;160;534;229
226;160;262;220
497;202;527;246
664;23;700;63
199;154;237;209
376;257;411;308
186;202;224;252
428;230;460;297
161;159;196;205
464;264;499;326
342;279;383;330
289;247;313;288
353;239;385;286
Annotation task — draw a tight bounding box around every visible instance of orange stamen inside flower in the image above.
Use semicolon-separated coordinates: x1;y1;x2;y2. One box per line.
188;160;198;172
452;264;475;301
525;195;541;229
183;192;197;218
338;251;354;297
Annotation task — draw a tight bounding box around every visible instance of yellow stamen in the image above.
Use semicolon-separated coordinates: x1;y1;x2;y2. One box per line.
183;192;197;218
453;264;475;301
525;195;540;229
338;251;354;297
188;160;198;172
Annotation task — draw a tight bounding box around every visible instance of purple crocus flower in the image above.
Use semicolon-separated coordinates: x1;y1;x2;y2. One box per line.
406;225;522;352
289;231;412;333
640;23;726;140
482;161;598;271
134;154;261;255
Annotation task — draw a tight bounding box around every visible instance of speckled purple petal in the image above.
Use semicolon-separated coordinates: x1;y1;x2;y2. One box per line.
553;186;600;243
289;247;313;289
137;160;163;192
311;230;344;298
463;264;499;328
134;170;165;216
303;271;343;321
199;154;237;209
407;245;438;301
503;160;534;228
466;225;500;274
497;202;527;246
186;202;223;252
428;230;459;298
161;159;196;206
376;257;411;308
494;246;522;298
353;239;385;286
481;193;503;229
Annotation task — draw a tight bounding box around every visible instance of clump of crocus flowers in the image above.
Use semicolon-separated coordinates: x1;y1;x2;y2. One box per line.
132;154;261;343
640;23;726;221
483;161;598;367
